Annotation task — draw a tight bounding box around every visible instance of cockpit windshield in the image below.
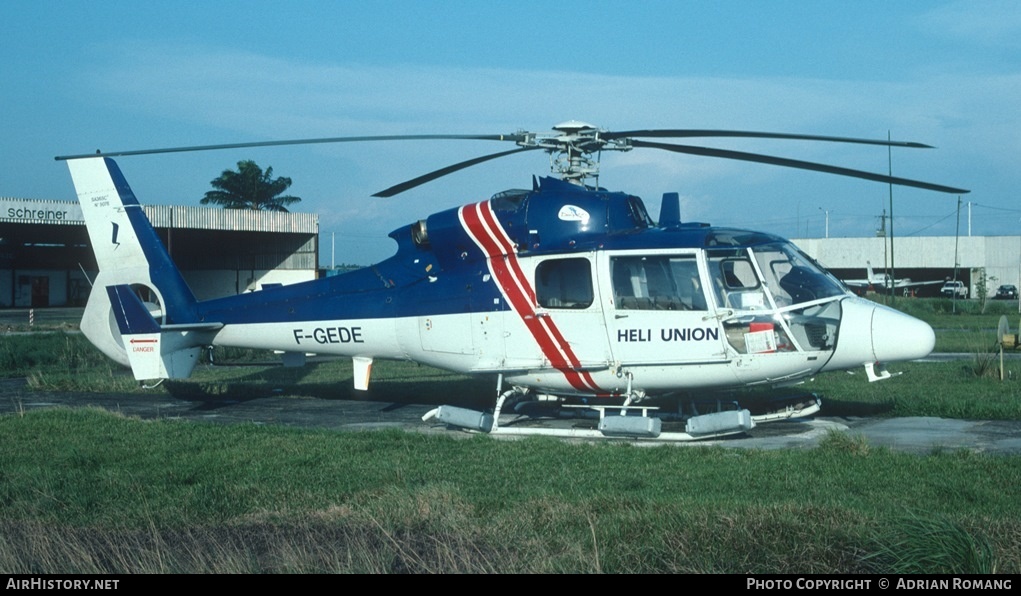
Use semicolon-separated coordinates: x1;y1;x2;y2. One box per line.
706;242;847;355
751;243;846;307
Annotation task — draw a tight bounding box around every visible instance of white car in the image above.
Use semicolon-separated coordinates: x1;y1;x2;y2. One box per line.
940;280;968;299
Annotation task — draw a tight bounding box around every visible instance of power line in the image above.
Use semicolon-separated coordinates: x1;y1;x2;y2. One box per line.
902;209;957;236
971;203;1021;214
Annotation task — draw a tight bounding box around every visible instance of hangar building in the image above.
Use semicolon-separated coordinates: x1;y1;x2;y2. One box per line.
793;235;1021;299
0;197;318;308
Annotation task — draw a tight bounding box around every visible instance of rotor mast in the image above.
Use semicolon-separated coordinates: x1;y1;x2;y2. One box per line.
520;120;631;186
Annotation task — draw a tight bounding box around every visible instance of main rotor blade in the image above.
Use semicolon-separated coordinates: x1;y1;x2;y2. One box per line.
54;133;527;161
631;139;969;194
373;146;542;197
607;129;933;149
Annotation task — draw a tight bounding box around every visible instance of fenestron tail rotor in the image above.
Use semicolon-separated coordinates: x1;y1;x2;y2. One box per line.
56;121;969;196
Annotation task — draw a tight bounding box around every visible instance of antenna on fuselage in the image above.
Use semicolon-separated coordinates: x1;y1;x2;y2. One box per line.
660;192;682;227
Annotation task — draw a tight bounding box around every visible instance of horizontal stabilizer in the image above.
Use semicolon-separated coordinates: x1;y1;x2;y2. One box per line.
107;285;223;334
105;285;215;381
107;285;161;335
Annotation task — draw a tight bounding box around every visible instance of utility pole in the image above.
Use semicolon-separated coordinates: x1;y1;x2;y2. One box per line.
878;210;888;296
888;132;895;302
953;197;961;314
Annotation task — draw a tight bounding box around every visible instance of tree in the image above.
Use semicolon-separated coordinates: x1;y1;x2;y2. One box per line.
201;160;301;212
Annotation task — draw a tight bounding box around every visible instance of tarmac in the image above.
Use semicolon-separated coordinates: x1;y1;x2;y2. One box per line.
2;378;1019;454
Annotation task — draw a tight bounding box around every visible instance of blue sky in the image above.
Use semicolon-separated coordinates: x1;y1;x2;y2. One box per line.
3;0;1019;264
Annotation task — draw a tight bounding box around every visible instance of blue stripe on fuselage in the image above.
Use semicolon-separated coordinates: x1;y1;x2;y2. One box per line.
193;222;503;325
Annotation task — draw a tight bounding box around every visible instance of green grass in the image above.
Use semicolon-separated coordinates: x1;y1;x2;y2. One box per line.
882;296;1020;331
0;333;140;393
1;314;1020;573
807;360;1021;420
0;408;1018;573
936;329;1001;352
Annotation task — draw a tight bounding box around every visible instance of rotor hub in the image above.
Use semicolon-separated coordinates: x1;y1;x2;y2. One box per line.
519;122;633;185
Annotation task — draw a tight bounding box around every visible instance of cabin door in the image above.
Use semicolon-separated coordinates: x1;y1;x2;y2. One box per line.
499;255;610;371
600;251;728;365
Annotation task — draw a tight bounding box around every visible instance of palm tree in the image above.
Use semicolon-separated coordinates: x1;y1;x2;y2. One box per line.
201;160;301;212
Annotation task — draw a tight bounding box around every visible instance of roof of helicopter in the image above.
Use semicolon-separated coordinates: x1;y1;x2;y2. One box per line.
388;174;791;259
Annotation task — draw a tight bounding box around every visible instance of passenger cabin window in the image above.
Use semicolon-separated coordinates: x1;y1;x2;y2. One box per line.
612;255;707;311
536;258;594;309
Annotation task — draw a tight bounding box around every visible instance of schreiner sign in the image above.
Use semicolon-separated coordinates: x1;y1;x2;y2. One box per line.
0;199;83;223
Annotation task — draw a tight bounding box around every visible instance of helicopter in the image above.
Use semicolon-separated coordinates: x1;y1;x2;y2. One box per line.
56;121;968;441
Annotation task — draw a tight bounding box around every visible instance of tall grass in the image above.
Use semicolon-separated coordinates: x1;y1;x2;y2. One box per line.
0;333;111;378
0;409;1018;573
0;519;508;574
0;334;140;393
864;513;998;574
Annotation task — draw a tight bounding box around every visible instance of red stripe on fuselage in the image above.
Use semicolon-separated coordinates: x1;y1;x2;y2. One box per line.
459;202;602;393
477;202;536;304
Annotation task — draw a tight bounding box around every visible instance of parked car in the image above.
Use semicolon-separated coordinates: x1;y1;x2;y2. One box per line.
940;280;968;299
995;284;1018;300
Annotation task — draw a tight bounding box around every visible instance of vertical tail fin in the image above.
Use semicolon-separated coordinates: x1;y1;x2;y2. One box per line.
68;157;202;369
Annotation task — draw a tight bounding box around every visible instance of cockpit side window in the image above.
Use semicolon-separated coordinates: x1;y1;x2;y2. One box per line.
720;259;759;290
